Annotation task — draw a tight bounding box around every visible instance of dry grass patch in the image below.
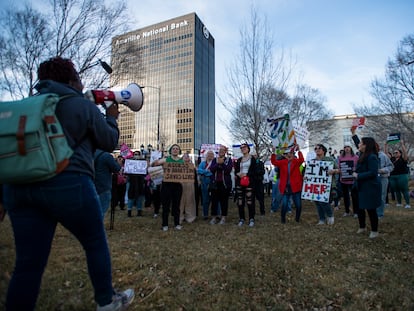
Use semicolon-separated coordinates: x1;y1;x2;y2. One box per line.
1;194;414;310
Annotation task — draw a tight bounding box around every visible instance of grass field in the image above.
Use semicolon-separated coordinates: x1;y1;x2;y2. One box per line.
1;194;413;310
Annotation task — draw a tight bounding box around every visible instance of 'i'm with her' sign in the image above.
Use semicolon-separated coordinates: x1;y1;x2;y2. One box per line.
301;160;333;203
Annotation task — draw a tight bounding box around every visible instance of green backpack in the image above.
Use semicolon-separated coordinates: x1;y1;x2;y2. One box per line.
0;93;74;184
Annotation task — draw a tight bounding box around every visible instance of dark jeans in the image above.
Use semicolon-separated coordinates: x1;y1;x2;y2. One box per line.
3;173;114;310
255;182;265;214
111;183;126;210
341;183;358;214
211;182;231;217
281;192;302;223
358;208;378;232
161;182;182;227
152;184;162;214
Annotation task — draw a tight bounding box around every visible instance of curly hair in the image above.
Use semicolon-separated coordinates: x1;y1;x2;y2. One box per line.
37;56;79;84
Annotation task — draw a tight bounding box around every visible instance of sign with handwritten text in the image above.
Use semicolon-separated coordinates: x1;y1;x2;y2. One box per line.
124;159;147;175
163;162;195;183
301;160;333;203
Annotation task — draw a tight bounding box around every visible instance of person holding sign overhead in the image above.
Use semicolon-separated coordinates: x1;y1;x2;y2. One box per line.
271;143;304;224
352;137;382;238
152;144;184;231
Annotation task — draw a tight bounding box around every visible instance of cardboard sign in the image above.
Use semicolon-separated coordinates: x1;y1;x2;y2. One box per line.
301;160;333;203
163;162;195;183
124;159;147;175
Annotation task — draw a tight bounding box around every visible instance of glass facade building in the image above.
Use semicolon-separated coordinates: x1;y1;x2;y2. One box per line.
111;13;215;154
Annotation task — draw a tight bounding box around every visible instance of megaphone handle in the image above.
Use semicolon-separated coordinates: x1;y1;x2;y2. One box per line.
103;101;120;119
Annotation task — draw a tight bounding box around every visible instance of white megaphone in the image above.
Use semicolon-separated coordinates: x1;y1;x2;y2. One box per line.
85;83;144;112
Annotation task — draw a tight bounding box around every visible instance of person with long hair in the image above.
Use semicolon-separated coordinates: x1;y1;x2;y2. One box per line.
353;137;382;238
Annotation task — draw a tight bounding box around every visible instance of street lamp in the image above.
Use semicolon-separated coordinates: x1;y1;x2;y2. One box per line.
142;86;161;150
140;144;145;158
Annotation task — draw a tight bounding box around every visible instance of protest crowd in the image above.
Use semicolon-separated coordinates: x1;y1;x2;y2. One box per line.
0;57;412;311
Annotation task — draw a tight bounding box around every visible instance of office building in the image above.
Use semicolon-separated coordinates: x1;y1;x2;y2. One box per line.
111;12;215;155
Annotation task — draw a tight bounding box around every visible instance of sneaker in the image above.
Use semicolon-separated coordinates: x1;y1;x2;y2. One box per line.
219;217;226;225
153;213;159;218
175;225;183;230
369;231;379;239
357;228;367;234
404;204;411;209
162;226;168;232
97;288;135;311
327;217;334;225
317;220;325;225
210;218;217;225
342;212;350;217
396;203;403;207
249;219;255;227
238;219;244;227
353;214;358;219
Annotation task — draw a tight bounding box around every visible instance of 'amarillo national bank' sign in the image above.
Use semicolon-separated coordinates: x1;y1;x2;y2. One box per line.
115;19;190;45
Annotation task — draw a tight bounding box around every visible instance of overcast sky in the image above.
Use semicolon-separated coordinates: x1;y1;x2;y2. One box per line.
2;0;413;146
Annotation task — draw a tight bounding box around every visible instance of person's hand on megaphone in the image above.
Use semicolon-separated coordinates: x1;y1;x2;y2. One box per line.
105;101;120;119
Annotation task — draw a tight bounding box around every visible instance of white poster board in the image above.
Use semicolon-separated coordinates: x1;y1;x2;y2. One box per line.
301;160;333;203
124;159;147;175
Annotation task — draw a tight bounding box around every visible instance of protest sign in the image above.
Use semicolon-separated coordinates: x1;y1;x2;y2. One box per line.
339;160;355;182
351;117;365;131
200;144;221;158
387;133;401;144
232;143;254;159
267;114;296;151
120;142;133;159
148;166;164;185
301;160;333;203
163;162;195;183
293;125;309;149
124;159;147;175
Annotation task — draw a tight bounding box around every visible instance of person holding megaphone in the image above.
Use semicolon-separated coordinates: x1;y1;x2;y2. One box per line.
2;56;135;310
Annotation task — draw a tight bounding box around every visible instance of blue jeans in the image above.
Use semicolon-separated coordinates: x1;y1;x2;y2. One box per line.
128;195;145;211
3;173;114;309
377;177;389;218
315;201;333;221
200;183;211;217
281;192;302;223
98;190;112;218
271;182;282;212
